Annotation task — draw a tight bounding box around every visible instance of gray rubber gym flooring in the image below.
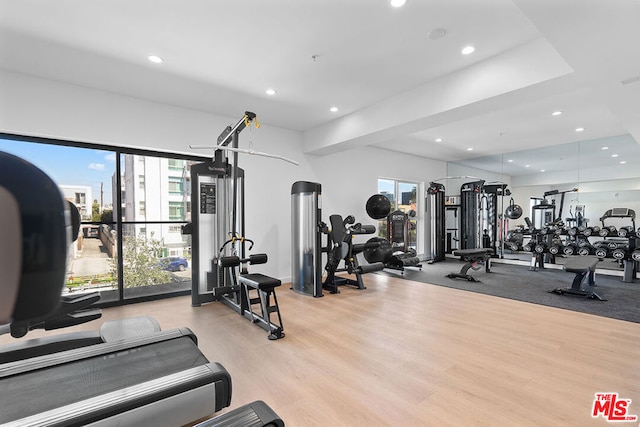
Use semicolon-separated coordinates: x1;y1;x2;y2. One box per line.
376;256;640;324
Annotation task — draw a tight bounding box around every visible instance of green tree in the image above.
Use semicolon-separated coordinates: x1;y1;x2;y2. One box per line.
100;209;113;223
110;233;172;287
92;199;101;222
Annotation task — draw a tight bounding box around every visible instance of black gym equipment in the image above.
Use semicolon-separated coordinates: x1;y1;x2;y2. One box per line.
504;197;523;220
446;248;493;282
483;183;510;256
425;182;446;263
194;400;285;427
190;112;285;339
384;209;422;272
597;208;638;283
366;193;392;220
459;180;485;250
0;151;68;324
458;180;511;257
217;247;284;340
322;214;384;294
291;181;323;297
549;257;605;301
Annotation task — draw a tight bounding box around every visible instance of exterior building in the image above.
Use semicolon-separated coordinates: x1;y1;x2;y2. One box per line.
115;154;191;258
59;184;93;220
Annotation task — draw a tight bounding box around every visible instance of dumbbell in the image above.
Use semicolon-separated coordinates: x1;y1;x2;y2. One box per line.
568;227;578;237
508;242;520;251
582;227;593;237
594;248;608;259
548;244;561;255
612;248;626;260
522;242;533;252
617;226;634;238
598;228;610;237
632;250;640;262
534;243;547;253
562;244;575;256
607;241;621;250
578;246;592;256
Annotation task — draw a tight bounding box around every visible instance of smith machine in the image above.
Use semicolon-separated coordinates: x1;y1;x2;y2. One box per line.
189;112;297;340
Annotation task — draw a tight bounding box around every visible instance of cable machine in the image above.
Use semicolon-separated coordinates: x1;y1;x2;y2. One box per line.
189;112;296;340
483;183;509;257
425;182;446;262
460;180;485;249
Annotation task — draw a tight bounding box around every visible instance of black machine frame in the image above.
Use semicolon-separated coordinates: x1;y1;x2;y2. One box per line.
190;112;284;339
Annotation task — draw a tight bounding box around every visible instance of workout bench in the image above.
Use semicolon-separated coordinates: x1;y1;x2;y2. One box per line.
549;257;606;301
447;248;493;282
218;254;285;340
240;273;285;340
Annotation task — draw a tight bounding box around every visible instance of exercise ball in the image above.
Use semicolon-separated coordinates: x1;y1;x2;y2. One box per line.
363;237;393;264
505;198;523;220
0;151;67;325
366;194;391;220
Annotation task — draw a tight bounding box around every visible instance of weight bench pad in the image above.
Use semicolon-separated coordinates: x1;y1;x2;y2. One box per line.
240;273;281;291
549;257;605;300
563;258;599;273
452;248;494;257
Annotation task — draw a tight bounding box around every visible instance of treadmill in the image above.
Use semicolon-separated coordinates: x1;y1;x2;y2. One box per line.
0;328;232;426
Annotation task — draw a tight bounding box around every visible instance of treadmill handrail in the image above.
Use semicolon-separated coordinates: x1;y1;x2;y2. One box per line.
0;327;196;378
2;362;228;427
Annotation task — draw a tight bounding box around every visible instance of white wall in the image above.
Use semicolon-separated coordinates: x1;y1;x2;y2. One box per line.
0;70;448;282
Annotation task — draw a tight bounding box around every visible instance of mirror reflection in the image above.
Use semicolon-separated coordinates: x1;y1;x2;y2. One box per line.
443;134;640;274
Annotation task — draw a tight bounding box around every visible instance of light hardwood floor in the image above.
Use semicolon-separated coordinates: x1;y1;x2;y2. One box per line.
3;274;640;426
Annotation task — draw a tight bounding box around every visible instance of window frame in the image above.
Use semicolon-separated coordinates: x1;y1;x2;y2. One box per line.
0;132;208;308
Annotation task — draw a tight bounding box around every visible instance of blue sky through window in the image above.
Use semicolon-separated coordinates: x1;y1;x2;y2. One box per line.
1;138;115;205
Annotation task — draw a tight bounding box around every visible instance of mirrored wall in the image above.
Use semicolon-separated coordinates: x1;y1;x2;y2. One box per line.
444;133;640;264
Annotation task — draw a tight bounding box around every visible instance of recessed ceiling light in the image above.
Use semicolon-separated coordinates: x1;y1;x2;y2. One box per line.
525;165;531;168
620;160;627;164
330;106;338;112
390;0;406;7
601;146;609;150
461;46;475;55
435;138;442;142
466;147;474;151
540;169;546;173
611;154;619;158
507;159;513;163
265;88;277;95
575;127;585;132
148;55;163;64
552;111;562;116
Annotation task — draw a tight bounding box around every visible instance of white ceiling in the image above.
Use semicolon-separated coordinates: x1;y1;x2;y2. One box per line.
1;0;639;173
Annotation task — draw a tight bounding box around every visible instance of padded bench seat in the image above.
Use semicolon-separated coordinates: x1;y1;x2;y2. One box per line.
240;273;281;291
447;248;493;282
239;274;284;340
549;257;606;301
